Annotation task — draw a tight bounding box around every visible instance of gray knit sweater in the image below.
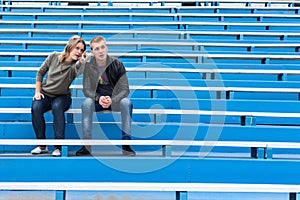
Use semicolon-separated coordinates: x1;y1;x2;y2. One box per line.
36;52;83;97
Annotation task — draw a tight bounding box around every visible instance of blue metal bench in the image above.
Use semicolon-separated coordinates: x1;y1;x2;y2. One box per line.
1;156;300;199
0;40;300;55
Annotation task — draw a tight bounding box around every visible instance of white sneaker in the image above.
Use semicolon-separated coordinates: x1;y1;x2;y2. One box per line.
52;148;61;157
31;146;48;154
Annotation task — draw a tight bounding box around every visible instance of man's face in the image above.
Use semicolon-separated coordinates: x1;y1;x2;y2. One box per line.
90;40;108;62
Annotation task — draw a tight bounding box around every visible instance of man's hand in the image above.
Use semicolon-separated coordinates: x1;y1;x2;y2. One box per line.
99;96;112;108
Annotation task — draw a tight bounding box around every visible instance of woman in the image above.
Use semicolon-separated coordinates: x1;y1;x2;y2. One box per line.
31;35;86;157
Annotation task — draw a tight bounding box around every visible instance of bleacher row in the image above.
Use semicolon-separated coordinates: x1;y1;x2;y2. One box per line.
1;0;300;200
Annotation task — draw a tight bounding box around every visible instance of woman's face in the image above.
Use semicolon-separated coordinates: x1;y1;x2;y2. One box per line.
67;42;85;62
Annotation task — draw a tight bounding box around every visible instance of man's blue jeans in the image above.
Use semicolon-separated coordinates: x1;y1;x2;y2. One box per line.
81;97;133;140
31;95;72;142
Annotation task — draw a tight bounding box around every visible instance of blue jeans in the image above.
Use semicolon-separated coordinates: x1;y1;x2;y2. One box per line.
31;95;72;141
82;97;133;140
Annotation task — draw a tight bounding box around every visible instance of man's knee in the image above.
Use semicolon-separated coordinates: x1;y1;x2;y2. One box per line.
120;98;133;108
82;98;94;106
119;98;133;116
82;98;95;111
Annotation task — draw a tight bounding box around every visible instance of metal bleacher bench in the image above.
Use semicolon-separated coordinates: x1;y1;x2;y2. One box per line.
1;66;300;80
2;5;300;13
1;29;300;42
0;179;300;200
1;40;300;55
2;82;300;100
2;12;300;23
1;52;300;64
1;138;300;158
1;176;300;200
2;20;300;32
1;182;298;200
1;0;298;6
2;104;300;125
1;138;300;199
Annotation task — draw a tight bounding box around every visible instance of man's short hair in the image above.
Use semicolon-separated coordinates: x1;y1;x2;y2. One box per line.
90;36;106;50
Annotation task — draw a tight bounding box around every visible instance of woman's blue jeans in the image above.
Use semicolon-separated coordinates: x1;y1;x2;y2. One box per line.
31;95;72;142
82;97;133;140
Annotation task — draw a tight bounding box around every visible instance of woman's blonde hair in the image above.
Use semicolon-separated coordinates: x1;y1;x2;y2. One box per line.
59;35;86;62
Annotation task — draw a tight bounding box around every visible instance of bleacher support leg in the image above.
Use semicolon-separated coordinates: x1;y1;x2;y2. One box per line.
251;147;257;158
66;113;73;123
225;91;231;99
61;146;68;157
55;190;66;200
257;148;265;159
278;73;287;81
155;114;163;124
246;116;256;126
265;147;273;159
289;192;297;200
216;91;226;99
241;116;256;126
176;191;187;200
162;145;172;157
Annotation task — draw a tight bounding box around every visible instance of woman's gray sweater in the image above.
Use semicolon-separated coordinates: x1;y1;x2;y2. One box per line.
36;52;83;97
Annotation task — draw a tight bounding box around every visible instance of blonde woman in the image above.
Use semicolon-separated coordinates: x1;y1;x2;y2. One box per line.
31;35;86;157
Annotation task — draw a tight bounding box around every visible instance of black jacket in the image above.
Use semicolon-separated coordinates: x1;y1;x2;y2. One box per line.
83;55;130;104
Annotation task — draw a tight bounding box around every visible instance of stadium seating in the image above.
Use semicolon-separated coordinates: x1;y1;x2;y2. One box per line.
1;0;300;199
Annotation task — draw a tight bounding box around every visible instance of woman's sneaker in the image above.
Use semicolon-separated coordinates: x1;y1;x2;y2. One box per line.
52;148;61;157
31;146;48;154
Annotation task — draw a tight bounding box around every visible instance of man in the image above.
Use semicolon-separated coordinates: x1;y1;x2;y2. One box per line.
76;36;135;156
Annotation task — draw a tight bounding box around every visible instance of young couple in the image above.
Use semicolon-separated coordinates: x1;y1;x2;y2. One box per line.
30;35;135;157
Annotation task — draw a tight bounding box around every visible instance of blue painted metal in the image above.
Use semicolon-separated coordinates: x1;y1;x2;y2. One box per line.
2;122;300;155
55;190;66;200
290;193;297;200
162;145;172;157
176;191;187;200
61;146;68;157
0;157;300;184
251;147;257;158
245;116;256;126
266;148;273;159
0;3;300;199
257;148;265;159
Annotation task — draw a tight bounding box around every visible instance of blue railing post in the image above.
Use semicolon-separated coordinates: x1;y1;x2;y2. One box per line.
61;146;68;157
176;191;187;200
55;190;66;200
162;145;172;157
289;192;297;200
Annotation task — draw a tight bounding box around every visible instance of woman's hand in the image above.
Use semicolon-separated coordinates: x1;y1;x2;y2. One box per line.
80;51;91;63
33;92;44;100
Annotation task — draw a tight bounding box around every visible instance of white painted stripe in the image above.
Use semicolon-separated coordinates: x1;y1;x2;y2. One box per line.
0;182;300;193
0;139;299;149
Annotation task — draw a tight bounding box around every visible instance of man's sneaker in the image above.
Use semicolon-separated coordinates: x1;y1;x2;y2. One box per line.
31;146;48;154
76;146;91;156
52;148;61;157
122;145;136;157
